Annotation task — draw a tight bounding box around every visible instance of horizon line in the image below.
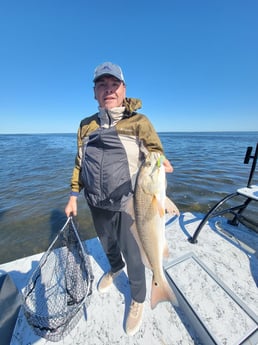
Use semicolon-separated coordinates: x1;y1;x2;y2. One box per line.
1;130;258;135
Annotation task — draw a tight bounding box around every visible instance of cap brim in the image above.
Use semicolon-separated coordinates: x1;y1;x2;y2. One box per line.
94;73;123;83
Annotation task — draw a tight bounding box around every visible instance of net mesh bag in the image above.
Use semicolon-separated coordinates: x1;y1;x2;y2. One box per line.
22;217;94;342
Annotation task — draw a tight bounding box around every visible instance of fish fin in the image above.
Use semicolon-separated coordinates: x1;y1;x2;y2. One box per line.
152;195;165;217
163;240;169;258
150;276;178;309
165;196;180;216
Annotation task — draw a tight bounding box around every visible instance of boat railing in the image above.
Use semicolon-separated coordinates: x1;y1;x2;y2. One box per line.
188;143;258;244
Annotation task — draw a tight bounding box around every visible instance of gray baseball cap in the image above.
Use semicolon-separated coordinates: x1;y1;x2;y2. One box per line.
93;62;125;83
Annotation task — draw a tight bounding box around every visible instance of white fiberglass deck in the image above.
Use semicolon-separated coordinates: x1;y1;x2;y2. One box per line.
0;212;257;345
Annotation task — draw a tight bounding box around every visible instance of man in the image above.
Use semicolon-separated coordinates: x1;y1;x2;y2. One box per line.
65;62;173;336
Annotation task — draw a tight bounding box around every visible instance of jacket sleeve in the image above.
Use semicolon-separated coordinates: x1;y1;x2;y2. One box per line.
70;114;100;194
70;125;84;194
137;114;164;155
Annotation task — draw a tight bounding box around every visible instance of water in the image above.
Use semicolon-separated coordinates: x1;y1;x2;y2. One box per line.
0;132;257;264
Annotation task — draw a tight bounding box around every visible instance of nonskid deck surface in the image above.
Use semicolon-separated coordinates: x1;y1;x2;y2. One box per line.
0;212;257;345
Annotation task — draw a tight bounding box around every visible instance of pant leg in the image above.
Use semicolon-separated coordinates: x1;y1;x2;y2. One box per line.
117;210;146;303
89;204;146;303
89;205;125;273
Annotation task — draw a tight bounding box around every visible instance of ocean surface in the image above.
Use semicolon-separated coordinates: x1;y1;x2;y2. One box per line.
0;132;257;264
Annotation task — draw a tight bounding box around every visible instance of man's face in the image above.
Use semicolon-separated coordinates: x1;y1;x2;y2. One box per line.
94;76;126;109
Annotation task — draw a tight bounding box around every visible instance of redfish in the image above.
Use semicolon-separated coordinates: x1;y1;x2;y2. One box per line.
134;151;179;309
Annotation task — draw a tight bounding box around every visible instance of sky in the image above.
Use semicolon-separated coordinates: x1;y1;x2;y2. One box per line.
0;0;258;133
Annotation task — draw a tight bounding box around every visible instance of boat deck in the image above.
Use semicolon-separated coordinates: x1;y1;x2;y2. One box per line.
0;212;257;345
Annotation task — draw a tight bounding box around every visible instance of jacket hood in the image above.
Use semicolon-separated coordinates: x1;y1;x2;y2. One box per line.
123;97;142;116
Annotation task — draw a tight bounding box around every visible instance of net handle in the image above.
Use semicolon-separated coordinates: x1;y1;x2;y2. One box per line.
45;216;72;253
69;217;95;293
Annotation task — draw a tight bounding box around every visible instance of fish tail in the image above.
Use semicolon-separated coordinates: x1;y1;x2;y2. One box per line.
150;277;178;309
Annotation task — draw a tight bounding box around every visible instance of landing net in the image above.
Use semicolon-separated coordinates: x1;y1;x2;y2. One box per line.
23;217;94;342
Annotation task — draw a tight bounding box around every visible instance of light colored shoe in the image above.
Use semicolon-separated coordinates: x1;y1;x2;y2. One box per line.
125;300;144;336
97;269;123;293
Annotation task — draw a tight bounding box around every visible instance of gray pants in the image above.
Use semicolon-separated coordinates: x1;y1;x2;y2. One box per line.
89;205;146;303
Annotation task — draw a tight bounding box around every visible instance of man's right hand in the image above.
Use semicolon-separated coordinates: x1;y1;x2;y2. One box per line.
65;195;78;217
